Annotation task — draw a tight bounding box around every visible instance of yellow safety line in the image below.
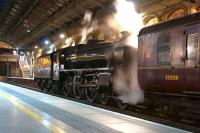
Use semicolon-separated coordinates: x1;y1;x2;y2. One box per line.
0;91;66;133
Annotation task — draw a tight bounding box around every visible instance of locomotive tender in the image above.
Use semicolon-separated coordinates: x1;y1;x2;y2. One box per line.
34;12;200;122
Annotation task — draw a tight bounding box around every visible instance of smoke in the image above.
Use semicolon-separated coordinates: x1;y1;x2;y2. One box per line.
107;0;144;105
108;44;144;105
114;0;143;48
79;11;97;43
68;0;144;105
65;37;75;47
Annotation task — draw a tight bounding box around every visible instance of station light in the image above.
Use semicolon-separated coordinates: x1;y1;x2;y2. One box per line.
44;40;50;45
35;45;38;49
13;50;17;55
27;29;30;33
60;33;65;39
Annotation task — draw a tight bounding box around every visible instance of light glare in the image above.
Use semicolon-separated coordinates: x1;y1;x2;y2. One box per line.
60;33;65;39
44;40;50;45
13;50;17;55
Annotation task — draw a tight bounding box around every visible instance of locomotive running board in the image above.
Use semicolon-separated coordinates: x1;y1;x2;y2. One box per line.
60;67;113;72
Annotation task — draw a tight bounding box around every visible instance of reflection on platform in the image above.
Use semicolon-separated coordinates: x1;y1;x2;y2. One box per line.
0;82;191;133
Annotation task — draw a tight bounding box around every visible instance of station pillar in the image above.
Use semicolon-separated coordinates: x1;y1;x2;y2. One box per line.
6;62;9;77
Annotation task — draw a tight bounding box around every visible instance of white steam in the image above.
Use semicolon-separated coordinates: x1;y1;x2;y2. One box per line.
80;11;97;43
68;0;144;105
110;0;144;105
114;0;143;48
109;45;144;105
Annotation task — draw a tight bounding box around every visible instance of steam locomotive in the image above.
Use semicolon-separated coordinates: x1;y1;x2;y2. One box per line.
34;40;114;104
34;12;200;122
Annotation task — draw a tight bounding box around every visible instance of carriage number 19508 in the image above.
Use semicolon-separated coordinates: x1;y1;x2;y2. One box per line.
165;75;179;80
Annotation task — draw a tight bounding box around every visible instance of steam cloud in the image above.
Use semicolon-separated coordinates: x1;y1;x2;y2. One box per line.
108;44;144;105
79;0;144;105
107;0;144;105
80;11;97;43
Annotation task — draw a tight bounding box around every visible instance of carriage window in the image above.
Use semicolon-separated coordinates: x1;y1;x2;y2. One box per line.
157;32;171;65
187;33;198;61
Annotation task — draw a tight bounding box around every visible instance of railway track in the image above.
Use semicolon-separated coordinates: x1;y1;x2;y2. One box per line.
3;81;200;133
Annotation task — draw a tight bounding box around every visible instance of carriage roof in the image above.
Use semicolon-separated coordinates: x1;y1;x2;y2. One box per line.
139;12;200;36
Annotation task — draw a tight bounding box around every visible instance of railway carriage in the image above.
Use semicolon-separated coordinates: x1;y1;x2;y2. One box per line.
138;12;200;122
138;13;200;93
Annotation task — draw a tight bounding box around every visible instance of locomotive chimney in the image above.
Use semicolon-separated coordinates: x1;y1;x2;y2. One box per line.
120;31;131;42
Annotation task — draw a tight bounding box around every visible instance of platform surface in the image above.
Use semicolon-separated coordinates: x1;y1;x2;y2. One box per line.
0;82;191;133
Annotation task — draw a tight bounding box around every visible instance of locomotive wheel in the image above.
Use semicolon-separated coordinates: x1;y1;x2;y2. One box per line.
35;79;40;88
116;99;128;109
63;80;73;97
41;80;49;92
50;82;57;93
99;90;109;105
74;86;84;99
85;87;97;103
40;80;45;92
46;81;52;92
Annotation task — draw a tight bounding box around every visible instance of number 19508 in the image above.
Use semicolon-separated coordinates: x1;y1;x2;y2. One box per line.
165;75;179;80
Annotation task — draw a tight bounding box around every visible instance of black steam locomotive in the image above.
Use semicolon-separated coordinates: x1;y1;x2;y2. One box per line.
34;40;116;105
34;12;200;124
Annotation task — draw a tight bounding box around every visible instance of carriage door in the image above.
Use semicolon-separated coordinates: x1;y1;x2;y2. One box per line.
184;26;200;93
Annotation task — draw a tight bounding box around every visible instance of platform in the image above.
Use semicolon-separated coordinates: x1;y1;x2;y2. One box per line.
0;82;191;133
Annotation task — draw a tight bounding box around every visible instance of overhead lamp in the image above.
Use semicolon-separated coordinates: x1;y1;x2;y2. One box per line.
34;45;38;49
27;52;30;56
44;40;50;45
60;33;65;39
13;50;17;55
27;29;30;33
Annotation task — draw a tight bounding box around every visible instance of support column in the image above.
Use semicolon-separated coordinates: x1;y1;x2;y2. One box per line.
6;62;9;77
29;51;33;78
